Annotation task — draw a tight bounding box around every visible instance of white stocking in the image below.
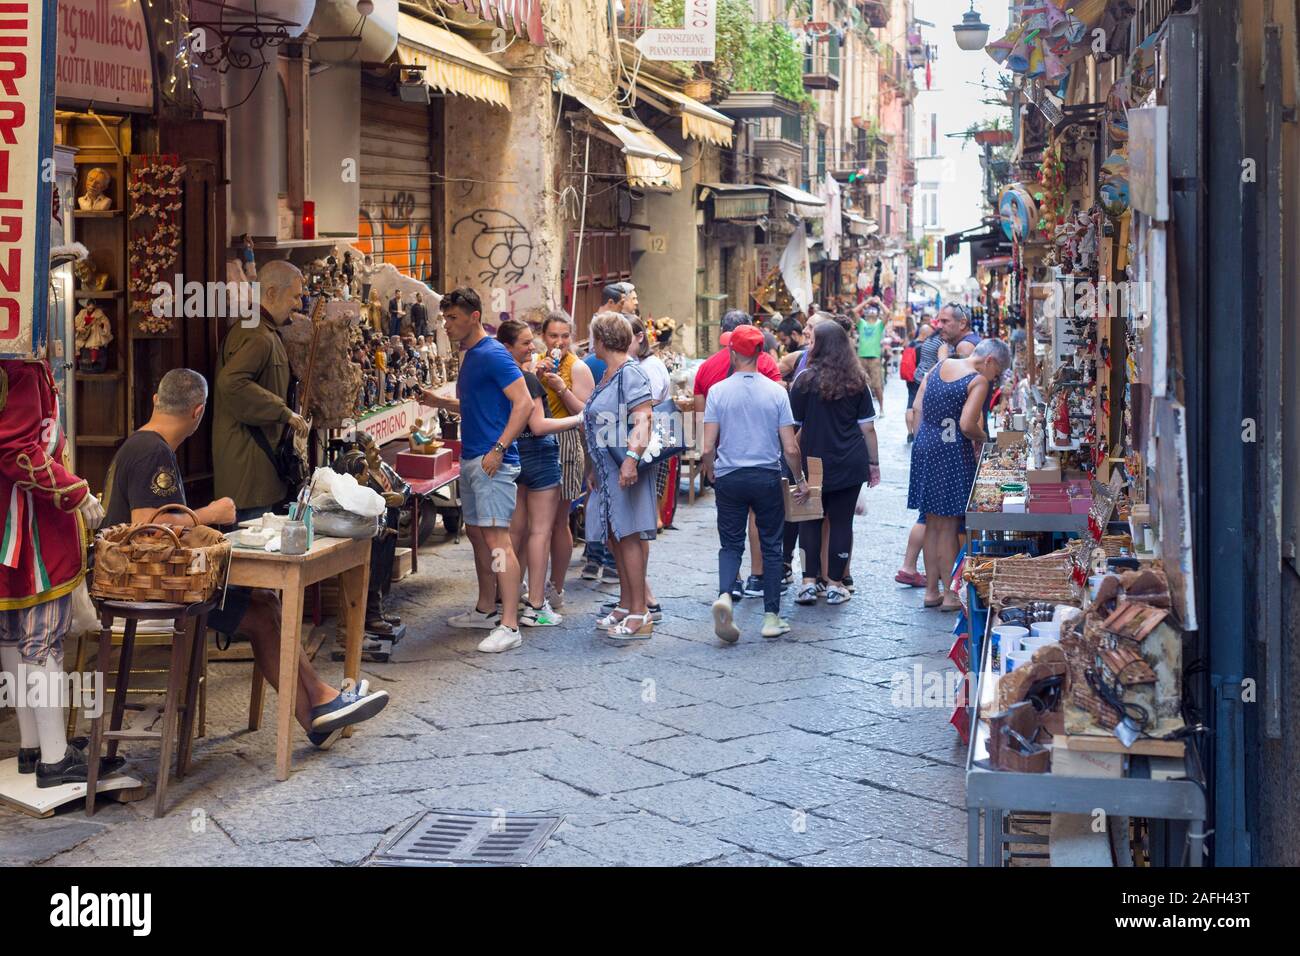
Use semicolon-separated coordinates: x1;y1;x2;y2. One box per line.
0;645;39;750
30;658;69;763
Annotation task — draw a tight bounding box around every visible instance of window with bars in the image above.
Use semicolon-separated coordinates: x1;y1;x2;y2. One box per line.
817;127;827;181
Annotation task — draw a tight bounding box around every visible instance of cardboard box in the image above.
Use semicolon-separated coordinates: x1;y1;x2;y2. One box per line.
1026;464;1063;485
396;447;453;481
782;457;823;521
996;430;1026;448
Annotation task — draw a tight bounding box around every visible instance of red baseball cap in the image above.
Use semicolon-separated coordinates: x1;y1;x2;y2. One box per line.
727;325;765;358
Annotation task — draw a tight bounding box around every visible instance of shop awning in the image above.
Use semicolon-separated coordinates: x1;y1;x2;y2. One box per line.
560;80;682;192
767;181;826;219
625;76;734;147
697;183;771;219
844;212;879;236
396;13;512;110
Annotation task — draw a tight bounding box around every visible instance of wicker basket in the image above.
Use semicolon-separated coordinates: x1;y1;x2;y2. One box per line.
683;77;713;101
92;505;232;604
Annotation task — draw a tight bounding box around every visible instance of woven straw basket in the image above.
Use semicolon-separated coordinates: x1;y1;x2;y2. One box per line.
92;505;232;604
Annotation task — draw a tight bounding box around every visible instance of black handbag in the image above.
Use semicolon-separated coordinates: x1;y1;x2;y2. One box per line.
247;422;308;492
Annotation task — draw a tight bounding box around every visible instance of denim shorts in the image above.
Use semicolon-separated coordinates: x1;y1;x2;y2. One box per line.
461;454;520;527
516;436;561;491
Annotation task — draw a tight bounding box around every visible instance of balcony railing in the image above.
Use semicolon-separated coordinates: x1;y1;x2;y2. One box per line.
803;38;841;91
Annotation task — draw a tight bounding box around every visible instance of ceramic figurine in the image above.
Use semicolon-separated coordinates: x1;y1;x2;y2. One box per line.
73;301;113;371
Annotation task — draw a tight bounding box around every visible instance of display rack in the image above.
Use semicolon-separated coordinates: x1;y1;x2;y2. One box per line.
964;634;1208;867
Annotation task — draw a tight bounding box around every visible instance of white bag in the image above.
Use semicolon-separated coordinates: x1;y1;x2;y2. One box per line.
70;579;100;635
854;486;870;517
307;466;385;517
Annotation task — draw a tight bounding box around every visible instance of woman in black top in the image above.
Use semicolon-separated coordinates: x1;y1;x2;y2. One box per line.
789;320;881;606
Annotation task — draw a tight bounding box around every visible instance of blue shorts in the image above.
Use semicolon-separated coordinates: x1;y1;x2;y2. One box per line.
516;437;561;491
461;455;520;527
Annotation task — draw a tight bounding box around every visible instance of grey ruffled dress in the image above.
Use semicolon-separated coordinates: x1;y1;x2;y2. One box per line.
583;359;659;543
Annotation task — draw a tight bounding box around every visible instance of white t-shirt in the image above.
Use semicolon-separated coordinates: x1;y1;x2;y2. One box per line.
639;354;671;403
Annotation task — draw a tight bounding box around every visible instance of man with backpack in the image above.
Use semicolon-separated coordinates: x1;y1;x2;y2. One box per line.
900;319;935;443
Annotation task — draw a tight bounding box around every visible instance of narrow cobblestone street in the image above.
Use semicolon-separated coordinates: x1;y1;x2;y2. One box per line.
1;376;968;866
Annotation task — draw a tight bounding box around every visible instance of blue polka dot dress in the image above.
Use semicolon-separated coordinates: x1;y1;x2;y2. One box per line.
907;361;978;517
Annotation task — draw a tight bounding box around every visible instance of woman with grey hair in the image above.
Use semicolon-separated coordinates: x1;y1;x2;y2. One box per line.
906;337;1011;611
582;312;658;640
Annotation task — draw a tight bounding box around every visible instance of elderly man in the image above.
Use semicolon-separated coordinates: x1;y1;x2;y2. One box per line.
934;302;982;361
212;259;310;518
701;326;807;643
104;369;389;747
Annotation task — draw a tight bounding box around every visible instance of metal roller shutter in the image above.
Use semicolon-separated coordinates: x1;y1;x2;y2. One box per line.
359;74;434;282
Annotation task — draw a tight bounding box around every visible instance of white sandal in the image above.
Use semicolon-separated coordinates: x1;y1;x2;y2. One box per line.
595;607;629;631
825;585;851;605
605;613;653;641
795;583;819;605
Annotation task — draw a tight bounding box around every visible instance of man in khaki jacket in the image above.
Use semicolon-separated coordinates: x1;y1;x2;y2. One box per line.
213;259;310;515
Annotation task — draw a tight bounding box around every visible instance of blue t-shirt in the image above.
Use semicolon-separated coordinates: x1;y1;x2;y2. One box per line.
457;336;524;464
584;353;607;383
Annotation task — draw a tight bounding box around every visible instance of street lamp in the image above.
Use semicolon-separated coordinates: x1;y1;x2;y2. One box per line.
953;2;990;52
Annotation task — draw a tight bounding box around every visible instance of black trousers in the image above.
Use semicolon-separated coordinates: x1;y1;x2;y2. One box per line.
715;467;785;614
798;483;862;583
368;507;400;605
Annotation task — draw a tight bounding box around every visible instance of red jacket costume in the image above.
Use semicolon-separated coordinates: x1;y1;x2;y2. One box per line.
0;359;90;610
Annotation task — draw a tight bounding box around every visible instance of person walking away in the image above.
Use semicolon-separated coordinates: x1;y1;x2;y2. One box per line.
855;298;887;415
907;339;1011;610
419;288;532;652
496;320;581;627
535;310;595;606
693;309;783;600
212;260;311;518
582;313;658;640
701;327;807;642
790;321;881;606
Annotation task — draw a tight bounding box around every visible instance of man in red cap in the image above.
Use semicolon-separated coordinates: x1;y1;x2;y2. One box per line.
692;310;784;600
700;325;807;642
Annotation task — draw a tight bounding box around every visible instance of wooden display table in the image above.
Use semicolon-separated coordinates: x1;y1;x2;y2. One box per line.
228;536;371;780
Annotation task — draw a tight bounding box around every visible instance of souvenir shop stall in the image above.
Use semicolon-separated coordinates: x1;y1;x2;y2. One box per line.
952;3;1206;867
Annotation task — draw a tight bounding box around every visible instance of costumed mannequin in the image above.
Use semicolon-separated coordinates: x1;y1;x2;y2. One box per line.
77;167;113;211
73;300;113;372
0;357;122;786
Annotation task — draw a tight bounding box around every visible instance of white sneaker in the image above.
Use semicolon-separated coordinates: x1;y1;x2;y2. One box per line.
712;593;740;644
448;608;501;629
825;585;851;605
547;585;565;609
520;600;562;627
794;583;819;605
761;613;791;639
477;625;522;653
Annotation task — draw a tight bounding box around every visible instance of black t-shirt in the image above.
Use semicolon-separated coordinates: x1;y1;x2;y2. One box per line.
789;379;877;491
520;370;553;442
103;430;187;526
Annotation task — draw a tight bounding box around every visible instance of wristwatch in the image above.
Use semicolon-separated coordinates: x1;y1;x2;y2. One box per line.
491;441;506;455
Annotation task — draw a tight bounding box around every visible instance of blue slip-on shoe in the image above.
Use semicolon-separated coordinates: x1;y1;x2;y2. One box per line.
310;678;390;734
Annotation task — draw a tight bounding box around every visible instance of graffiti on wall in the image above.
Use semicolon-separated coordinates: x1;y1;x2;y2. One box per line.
451;209;534;286
359;192;432;280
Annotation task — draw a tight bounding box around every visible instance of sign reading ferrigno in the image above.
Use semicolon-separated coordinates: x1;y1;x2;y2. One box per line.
0;0;52;357
635;0;716;61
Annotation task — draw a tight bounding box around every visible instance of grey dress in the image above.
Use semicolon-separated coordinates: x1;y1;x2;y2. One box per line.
584;359;659;543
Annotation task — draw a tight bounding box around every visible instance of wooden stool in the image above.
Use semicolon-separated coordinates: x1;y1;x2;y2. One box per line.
682;450;703;505
86;600;214;818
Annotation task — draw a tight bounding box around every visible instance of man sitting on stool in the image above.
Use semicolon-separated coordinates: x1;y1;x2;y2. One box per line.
101;369;389;748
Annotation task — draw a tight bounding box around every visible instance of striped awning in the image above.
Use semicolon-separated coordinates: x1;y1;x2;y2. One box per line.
396;13;511;110
560;80;682;192
625;76;734;147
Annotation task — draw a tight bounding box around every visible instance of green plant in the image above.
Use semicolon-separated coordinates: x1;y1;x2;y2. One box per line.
733;20;812;106
651;0;754;84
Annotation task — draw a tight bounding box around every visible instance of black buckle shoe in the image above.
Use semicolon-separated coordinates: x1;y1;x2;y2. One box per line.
364;615;397;638
18;735;89;774
376;595;401;626
36;745;127;790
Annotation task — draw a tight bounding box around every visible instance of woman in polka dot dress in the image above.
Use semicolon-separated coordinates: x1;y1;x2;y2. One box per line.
907;339;1012;610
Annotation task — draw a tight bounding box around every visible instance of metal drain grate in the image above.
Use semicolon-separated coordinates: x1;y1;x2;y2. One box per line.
372;811;563;866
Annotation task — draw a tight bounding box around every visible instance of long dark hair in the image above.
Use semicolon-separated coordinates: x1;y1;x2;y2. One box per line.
799;319;868;402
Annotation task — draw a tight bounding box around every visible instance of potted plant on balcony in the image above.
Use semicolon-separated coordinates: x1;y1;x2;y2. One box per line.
733;20;813;108
969;117;1013;146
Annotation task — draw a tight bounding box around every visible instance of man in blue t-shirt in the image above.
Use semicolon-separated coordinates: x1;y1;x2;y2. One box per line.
419;287;532;653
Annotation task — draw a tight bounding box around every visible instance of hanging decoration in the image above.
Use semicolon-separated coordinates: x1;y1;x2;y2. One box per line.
997;184;1039;242
984;0;1110;81
128;155;186;335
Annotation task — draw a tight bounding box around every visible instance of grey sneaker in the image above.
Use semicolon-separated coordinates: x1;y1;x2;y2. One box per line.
761;613;791;639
